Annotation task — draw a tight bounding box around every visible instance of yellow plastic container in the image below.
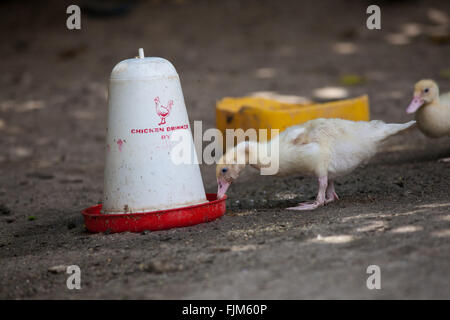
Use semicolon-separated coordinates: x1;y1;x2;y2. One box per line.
216;95;370;142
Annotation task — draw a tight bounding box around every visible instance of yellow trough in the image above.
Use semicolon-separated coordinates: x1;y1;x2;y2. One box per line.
216;95;370;143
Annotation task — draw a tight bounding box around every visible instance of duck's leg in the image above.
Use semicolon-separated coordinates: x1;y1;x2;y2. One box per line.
287;176;327;211
325;179;339;204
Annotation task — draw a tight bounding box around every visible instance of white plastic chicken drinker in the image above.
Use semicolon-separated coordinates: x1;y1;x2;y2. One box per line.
102;49;207;214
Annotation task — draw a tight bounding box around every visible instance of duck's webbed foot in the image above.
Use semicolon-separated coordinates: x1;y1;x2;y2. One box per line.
325;180;339;204
286;200;324;211
286;176;327;211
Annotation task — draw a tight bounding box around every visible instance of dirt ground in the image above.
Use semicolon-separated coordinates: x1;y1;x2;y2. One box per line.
1;0;449;299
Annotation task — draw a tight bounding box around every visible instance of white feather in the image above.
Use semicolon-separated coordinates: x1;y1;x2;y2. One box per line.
266;118;415;179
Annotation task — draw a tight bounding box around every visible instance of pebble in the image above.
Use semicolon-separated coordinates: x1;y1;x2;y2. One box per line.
48;265;68;274
139;260;182;274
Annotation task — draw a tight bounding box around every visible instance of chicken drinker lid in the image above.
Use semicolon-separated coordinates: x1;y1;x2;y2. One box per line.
82;49;226;233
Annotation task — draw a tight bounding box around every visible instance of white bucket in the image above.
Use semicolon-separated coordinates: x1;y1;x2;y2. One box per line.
102;49;207;214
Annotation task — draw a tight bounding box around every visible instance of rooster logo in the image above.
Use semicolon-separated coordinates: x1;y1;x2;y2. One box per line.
154;97;173;126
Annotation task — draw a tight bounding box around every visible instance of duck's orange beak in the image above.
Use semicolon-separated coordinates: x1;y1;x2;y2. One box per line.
217;177;231;199
406;95;424;114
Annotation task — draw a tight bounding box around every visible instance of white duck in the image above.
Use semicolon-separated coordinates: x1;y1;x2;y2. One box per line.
216;118;415;210
406;79;450;162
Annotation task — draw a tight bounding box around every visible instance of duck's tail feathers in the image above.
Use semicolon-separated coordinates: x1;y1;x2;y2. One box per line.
387;120;416;133
376;120;416;139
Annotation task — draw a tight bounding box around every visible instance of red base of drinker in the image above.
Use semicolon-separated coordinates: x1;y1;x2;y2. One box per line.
82;193;226;233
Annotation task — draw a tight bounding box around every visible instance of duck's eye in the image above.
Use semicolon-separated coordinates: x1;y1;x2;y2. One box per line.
221;167;228;173
424;88;429;93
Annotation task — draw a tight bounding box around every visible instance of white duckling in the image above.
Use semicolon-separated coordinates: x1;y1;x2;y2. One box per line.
216;118;416;210
406;79;450;162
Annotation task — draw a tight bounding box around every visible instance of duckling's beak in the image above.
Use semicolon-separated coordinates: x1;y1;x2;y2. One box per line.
217;177;231;199
406;95;424;114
